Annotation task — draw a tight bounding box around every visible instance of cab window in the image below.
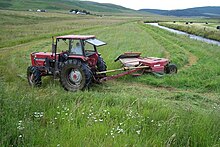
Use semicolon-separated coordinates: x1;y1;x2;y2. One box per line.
84;41;96;56
69;40;83;55
57;39;69;52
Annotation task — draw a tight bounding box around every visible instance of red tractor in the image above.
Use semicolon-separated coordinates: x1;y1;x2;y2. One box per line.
27;35;177;92
27;35;107;91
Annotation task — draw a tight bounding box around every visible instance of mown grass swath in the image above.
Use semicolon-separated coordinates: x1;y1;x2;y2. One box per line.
0;10;220;146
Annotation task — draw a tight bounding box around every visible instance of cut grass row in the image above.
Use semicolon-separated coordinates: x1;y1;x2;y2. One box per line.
0;10;133;49
133;24;220;92
1;11;220;146
159;22;220;41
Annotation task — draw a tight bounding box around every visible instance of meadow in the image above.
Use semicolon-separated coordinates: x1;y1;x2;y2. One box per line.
0;10;220;146
159;21;220;41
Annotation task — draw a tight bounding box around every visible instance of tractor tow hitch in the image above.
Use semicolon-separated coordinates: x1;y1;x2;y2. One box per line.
96;65;149;82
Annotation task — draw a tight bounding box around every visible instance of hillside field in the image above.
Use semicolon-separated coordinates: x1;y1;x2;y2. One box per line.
0;10;220;146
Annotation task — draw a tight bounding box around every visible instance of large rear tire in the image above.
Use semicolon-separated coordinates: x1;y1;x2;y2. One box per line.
97;55;107;77
27;66;42;87
60;59;92;91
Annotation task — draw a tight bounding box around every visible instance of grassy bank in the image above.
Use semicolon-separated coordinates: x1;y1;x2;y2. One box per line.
159;22;220;41
1;10;220;146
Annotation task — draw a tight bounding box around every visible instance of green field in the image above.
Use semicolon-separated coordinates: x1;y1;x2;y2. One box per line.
159;21;220;41
1;10;220;146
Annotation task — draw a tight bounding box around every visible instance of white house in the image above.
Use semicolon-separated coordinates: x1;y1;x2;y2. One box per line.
70;11;76;14
76;11;86;15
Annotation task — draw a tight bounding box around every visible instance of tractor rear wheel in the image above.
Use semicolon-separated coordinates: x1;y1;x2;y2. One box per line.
165;64;177;74
27;66;42;86
97;55;107;77
60;59;92;91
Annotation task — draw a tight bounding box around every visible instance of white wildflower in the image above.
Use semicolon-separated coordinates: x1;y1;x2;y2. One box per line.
136;130;141;135
117;129;124;134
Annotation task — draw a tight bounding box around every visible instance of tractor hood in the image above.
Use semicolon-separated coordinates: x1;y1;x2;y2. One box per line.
85;38;106;47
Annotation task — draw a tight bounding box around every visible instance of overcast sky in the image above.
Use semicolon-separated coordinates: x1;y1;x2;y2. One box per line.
86;0;220;10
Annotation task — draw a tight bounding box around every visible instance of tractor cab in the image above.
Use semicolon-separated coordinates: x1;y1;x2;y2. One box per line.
55;35;106;57
54;35;106;67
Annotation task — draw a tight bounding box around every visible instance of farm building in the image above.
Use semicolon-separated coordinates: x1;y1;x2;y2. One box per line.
36;9;47;12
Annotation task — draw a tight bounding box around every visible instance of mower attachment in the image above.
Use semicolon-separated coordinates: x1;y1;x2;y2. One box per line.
115;52;177;74
96;52;177;82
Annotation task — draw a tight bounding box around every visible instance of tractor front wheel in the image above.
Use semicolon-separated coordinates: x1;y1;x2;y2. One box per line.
60;59;92;91
27;66;42;86
165;64;177;74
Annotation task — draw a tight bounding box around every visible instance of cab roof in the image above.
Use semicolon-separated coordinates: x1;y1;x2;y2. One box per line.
56;35;95;40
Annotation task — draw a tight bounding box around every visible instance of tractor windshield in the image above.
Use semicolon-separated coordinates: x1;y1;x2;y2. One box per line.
57;39;83;55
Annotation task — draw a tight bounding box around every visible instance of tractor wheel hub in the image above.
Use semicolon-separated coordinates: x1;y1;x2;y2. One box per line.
69;69;82;85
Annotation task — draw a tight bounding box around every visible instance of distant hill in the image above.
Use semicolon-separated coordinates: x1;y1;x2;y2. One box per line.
139;6;220;17
0;0;136;13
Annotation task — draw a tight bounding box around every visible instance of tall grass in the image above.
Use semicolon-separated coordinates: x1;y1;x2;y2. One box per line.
0;10;220;146
1;80;220;146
